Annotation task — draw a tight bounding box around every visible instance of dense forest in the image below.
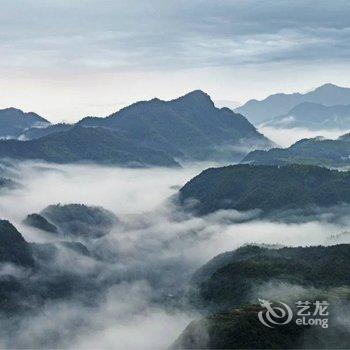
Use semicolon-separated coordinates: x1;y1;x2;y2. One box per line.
179;164;350;215
174;244;350;349
242;134;350;168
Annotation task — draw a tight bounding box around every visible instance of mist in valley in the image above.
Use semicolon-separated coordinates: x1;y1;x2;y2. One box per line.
0;161;350;348
258;126;349;147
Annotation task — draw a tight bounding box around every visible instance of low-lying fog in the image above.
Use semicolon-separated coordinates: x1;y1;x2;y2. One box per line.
1;161;350;348
259;126;350;147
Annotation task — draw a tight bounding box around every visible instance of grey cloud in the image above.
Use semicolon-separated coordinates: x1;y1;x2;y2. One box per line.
0;0;350;72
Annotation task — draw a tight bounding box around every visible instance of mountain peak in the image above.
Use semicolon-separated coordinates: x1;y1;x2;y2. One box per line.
338;133;350;141
0;107;23;114
173;90;214;106
315;83;342;91
184;89;209;97
236;82;350;125
0;220;34;267
183;89;211;99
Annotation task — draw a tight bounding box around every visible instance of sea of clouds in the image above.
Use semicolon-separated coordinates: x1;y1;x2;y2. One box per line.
0;161;349;348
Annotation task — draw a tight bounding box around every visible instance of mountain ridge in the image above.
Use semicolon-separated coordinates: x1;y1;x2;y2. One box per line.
77;89;273;162
262;102;350;130
235;83;350;125
178;164;350;215
242;133;350;168
0;125;179;167
0;107;49;139
0;90;274;165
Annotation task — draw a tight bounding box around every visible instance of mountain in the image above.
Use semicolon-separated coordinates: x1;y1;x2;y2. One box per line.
0;220;98;314
20;123;72;140
173;305;307;349
214;99;241;110
188;244;350;311
174;304;350;349
0;107;49;139
0;160;18;178
174;244;350;349
178;164;350;215
23;214;58;233
262;102;350;130
0;220;34;267
235;83;350;125
37;203;118;238
0;177;17;191
243;134;350;168
78;90;274;162
0;91;274;165
0;125;179;167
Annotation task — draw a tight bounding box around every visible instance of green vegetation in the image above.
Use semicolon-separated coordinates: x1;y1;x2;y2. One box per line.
173;303;350;349
23;214;58;233
173;305;307;349
22;123;72;140
0;107;49;138
0;126;179;167
0;220;97;314
0;91;273;164
174;244;350;349
79;90;273;161
242;135;350;168
0;220;34;267
39;203;118;238
190;244;350;311
179;164;350;215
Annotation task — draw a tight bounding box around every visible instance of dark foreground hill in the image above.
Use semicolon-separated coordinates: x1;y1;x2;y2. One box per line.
178;164;350;215
0;108;49;139
173;244;350;349
0;126;179;167
78;90;273;161
0;217;117;315
0;220;95;314
173;303;350;349
243;134;350;168
189;244;350;311
0;220;34;267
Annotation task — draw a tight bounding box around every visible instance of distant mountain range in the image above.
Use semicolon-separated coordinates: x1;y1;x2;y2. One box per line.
243;133;350;168
262;102;350;130
0;108;49;139
178;164;350;215
236;83;350;126
0;91;273;166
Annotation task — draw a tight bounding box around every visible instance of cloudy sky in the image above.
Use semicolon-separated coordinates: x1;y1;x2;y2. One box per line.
1;0;350;122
